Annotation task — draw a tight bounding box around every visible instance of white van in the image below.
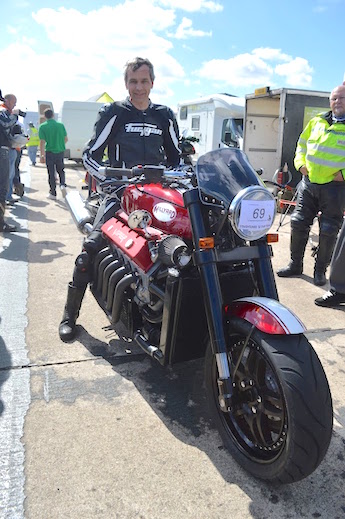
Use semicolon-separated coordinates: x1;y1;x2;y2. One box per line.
176;93;245;161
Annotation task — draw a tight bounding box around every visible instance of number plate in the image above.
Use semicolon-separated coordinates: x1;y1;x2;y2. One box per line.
238;199;275;233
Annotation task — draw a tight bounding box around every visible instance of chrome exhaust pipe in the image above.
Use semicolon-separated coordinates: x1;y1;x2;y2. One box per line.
65;190;93;234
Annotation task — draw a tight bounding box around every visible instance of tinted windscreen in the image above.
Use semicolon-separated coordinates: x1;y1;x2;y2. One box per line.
196;148;263;209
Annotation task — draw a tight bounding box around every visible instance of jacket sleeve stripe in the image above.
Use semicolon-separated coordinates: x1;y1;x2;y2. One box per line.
89;114;117;154
83;155;103;175
168;118;180;151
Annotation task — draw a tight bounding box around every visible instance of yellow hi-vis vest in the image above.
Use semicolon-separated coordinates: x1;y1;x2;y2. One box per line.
27;127;40;147
294;111;345;183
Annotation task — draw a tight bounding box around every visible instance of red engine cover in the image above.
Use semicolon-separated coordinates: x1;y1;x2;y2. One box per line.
121;184;192;239
101;217;162;272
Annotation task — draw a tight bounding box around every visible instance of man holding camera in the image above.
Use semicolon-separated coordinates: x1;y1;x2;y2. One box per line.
0;93;25;232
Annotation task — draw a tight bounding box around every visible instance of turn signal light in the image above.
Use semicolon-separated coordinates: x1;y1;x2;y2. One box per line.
199;237;215;249
267;233;279;243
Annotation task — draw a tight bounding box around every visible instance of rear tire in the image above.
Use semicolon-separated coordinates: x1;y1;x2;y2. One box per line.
205;318;333;483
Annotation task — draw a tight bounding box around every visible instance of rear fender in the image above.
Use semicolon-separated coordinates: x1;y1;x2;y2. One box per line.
225;296;306;335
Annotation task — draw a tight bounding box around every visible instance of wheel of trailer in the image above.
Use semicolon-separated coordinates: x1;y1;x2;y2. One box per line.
204;317;333;483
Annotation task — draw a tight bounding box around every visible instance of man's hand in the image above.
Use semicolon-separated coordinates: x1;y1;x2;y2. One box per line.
300;165;309;176
333;170;344;182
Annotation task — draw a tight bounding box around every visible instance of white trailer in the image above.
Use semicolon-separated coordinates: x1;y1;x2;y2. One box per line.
243;87;331;184
176;93;245;161
58;101;102;162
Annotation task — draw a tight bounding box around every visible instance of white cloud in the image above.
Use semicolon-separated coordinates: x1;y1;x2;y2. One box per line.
32;2;176;56
5;0;186;110
170;17;212;39
157;0;223;12
197;54;273;87
275;58;313;87
195;49;313;90
253;47;291;62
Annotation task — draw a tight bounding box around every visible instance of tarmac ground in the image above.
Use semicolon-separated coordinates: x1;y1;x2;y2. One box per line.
0;151;344;519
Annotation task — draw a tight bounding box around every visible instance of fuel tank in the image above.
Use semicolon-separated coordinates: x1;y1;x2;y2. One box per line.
121;183;192;239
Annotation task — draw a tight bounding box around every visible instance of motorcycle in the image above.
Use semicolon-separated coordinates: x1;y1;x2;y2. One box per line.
65;147;333;483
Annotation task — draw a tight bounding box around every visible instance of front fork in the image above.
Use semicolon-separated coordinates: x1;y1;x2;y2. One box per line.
184;189;233;412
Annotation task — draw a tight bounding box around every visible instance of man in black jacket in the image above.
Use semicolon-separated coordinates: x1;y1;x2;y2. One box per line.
0;93;20;233
83;59;180;174
59;57;180;341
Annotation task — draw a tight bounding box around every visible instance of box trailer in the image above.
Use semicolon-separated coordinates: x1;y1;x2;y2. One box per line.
58;101;102;162
176;93;245;161
243;87;331;184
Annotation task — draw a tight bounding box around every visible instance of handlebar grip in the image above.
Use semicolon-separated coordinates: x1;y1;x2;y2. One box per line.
99;166;134;178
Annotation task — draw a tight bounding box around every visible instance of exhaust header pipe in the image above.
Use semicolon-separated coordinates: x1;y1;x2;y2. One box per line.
65;190;93;234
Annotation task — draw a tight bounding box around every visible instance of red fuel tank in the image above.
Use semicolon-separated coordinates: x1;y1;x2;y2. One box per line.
121;184;192;239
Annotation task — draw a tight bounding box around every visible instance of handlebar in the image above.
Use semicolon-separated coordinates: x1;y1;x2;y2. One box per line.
99;166;134;178
89;164;194;195
99;164;165;180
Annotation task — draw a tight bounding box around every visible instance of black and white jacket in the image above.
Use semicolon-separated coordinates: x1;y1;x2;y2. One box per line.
83;97;180;174
0;106;18;147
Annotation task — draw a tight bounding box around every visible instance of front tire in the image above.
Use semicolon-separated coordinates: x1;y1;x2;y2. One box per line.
205;318;333;483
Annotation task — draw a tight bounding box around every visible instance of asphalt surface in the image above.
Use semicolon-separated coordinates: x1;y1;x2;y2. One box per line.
0;151;345;519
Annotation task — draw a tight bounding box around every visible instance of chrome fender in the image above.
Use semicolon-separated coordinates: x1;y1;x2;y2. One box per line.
226;296;306;335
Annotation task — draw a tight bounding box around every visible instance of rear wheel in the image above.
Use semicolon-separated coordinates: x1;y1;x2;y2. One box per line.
205;318;333;483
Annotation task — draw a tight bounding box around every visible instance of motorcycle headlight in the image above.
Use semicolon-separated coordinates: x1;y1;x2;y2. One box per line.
158;236;192;268
229;186;276;241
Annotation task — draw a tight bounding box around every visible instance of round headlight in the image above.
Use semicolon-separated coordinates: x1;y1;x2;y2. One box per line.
229;186;276;241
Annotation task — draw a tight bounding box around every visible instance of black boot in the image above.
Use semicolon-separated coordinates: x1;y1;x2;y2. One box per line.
277;229;309;277
59;282;86;342
0;202;17;233
314;232;338;286
13;183;24;197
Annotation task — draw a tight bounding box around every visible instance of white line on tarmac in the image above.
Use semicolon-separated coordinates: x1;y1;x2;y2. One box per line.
0;168;31;519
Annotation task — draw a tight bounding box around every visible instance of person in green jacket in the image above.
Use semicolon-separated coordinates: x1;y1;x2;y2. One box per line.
39;109;68;199
277;83;345;286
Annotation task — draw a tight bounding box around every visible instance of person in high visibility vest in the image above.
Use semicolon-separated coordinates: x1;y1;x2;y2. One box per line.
277;83;345;286
27;122;40;166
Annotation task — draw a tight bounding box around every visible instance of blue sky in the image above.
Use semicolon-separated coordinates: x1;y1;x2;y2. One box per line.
1;0;345;113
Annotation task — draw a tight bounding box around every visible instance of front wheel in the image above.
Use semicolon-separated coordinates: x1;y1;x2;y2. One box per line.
205;318;333;483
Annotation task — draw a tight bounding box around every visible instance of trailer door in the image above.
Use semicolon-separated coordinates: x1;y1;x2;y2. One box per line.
244;96;280;180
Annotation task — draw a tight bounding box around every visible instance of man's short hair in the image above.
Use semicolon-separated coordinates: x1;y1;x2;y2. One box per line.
124;57;155;83
4;94;17;104
44;109;54;119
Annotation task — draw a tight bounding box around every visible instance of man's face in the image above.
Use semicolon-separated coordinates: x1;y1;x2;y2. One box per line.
330;86;345;117
125;65;153;109
5;96;17;111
